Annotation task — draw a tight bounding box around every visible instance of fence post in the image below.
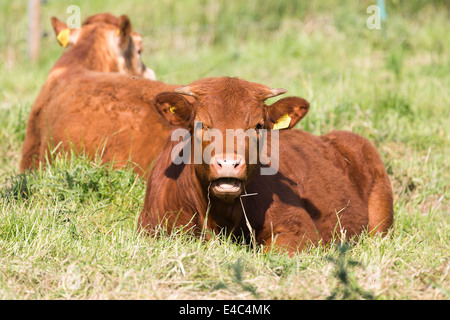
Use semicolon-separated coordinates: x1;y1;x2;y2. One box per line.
28;0;41;62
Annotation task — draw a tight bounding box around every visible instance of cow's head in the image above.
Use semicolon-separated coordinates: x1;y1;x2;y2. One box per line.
154;77;309;202
51;13;155;79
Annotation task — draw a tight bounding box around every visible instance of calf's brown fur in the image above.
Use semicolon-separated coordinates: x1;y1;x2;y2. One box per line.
138;77;394;254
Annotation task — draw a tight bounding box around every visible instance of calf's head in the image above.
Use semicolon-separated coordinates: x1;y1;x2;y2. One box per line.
51;13;155;79
154;77;309;202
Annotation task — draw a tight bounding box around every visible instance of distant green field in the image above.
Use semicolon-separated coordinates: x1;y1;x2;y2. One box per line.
0;0;448;299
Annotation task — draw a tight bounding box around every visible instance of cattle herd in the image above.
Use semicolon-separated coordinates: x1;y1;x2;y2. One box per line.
19;13;394;255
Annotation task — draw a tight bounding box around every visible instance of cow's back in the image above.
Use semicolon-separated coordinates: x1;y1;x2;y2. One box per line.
320;130;394;233
23;72;177;176
245;129;393;246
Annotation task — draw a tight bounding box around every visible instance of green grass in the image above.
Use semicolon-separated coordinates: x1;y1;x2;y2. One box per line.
0;0;449;299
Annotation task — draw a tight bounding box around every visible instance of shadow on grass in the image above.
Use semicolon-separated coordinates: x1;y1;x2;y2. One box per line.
326;243;376;300
2;172;32;200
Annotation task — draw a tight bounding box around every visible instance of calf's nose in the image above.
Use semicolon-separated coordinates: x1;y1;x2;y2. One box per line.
210;154;246;178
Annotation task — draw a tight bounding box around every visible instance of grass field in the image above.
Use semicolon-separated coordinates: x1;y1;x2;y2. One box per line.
0;0;448;300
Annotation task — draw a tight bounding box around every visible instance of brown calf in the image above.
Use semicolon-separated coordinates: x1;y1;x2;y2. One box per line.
138;77;394;254
20;14;175;175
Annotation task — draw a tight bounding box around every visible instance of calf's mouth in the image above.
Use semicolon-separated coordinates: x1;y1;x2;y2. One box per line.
210;177;243;200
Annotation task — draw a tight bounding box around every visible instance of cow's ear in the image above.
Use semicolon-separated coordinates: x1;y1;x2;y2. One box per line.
266;97;309;130
51;17;79;47
154;92;194;127
117;15;132;48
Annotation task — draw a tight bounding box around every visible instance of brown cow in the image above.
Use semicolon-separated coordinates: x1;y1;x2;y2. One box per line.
20;14;176;175
138;77;394;254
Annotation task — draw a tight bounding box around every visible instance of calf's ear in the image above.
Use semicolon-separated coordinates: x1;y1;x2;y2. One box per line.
154;92;194;127
118;15;132;47
51;17;79;47
266;97;310;130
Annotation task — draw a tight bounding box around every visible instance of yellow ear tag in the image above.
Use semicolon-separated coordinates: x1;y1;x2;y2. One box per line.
273;113;291;130
116;29;120;36
57;28;70;48
169;105;176;114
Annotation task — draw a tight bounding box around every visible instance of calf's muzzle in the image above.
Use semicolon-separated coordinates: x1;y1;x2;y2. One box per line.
209;154;246;200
